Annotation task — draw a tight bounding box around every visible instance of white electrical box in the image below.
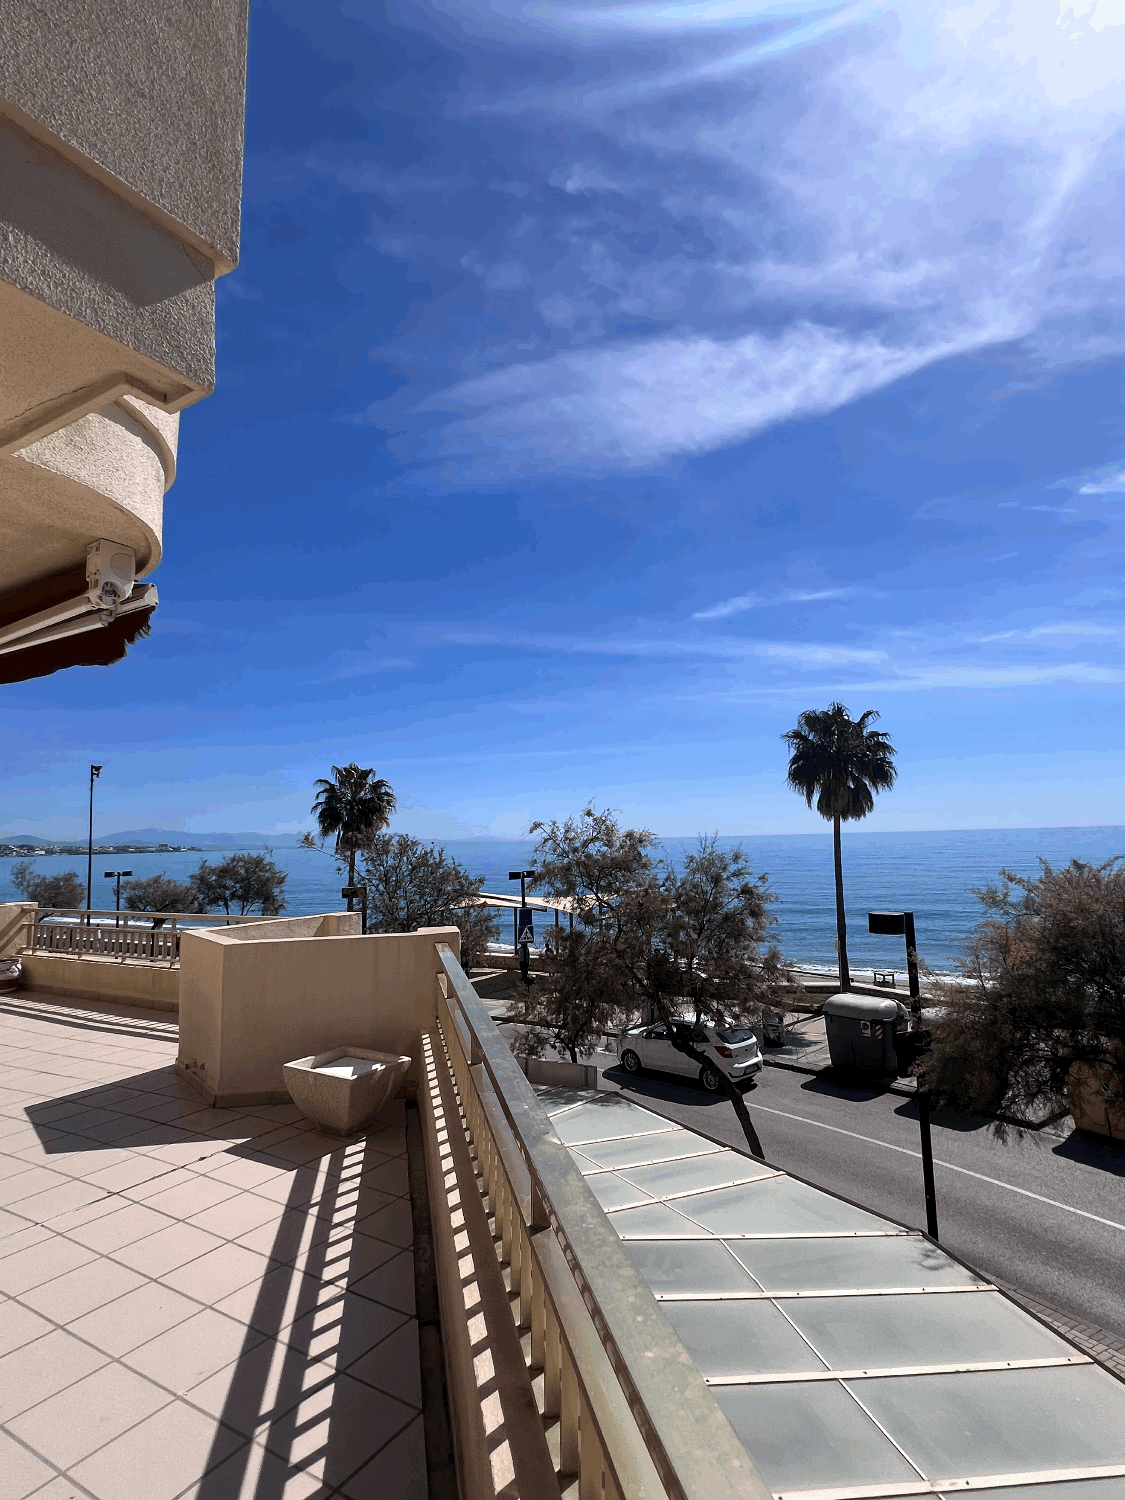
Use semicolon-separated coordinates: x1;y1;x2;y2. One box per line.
86;540;136;612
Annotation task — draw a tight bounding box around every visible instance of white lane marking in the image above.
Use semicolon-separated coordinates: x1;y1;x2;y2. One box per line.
747;1100;1125;1234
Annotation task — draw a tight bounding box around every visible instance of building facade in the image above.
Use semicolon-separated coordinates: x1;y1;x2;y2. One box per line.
0;0;249;682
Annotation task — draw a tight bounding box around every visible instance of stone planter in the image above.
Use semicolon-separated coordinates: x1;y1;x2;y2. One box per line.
283;1046;411;1137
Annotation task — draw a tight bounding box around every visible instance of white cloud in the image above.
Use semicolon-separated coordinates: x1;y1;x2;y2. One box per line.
693;586;856;619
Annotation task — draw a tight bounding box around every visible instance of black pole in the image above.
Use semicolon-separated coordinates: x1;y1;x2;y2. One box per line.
86;765;101;926
904;911;939;1241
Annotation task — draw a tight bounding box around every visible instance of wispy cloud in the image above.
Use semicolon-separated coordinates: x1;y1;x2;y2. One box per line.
976;622;1118;642
355;0;1125;481
693;586;856;620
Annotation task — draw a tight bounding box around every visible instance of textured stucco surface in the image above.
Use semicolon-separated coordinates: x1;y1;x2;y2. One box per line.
0;403;171;592
0;117;216;411
0;0;249;266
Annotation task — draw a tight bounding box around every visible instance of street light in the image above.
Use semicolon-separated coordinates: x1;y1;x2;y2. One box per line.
85;765;102;926
868;910;939;1241
104;870;132;927
509;869;536;983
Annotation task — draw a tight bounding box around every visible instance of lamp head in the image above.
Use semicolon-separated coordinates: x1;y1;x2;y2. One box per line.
91;765;102;778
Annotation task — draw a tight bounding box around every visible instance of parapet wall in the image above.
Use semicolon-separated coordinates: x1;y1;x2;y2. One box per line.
178;918;459;1107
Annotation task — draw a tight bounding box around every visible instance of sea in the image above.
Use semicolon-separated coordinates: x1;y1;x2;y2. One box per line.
5;826;1124;977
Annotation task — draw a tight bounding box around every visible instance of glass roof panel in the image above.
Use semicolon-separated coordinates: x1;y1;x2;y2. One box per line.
786;1291;1072;1370
609;1202;712;1238
938;1483;1125;1500
550;1098;673;1145
661;1300;826;1378
623;1239;758;1298
855;1365;1125;1478
714;1382;922;1492
618;1152;773;1199
569;1131;716;1173
726;1234;984;1292
675;1176;888;1236
585;1172;654;1212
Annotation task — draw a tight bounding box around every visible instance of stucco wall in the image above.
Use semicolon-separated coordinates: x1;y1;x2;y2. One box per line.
0;0;249;268
20;951;179;1012
178;921;459;1107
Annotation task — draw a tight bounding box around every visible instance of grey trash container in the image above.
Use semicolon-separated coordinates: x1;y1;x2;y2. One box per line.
822;993;908;1074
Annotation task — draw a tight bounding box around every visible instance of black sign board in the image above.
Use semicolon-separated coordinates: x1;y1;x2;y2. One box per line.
868;911;907;935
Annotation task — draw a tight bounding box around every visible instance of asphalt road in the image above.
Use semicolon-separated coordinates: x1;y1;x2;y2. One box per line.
598;1056;1125;1342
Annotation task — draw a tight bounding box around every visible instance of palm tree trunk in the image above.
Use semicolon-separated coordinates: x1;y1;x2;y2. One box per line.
833;813;851;992
346;848;356;911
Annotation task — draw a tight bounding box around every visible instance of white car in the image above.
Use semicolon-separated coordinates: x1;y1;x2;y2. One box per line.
616;1019;764;1093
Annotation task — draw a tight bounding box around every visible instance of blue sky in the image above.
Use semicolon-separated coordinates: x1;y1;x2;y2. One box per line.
6;0;1125;840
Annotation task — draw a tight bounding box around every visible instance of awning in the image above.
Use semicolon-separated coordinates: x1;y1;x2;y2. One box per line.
0;564;157;685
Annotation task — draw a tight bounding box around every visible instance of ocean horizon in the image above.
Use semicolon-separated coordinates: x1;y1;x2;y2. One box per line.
4;824;1124;976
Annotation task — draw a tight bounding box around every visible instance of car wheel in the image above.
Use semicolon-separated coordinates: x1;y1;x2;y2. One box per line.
621;1049;642;1074
700;1064;723;1093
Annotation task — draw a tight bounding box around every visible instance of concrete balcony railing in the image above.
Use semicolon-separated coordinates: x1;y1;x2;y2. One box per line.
18;906;276;967
424;941;770;1500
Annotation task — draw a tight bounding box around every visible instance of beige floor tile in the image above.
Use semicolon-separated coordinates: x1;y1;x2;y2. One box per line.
203;1156;290;1190
356;1198;413;1249
160;1241;273;1303
338;1412;427;1500
243;1167;325;1209
349;1249;416;1316
112;1221;226;1277
25;1475;93;1498
319;1230;399;1288
43;1193;132;1237
0;1296;55;1357
344;1318;422;1408
213;1264;331;1337
1;1165;72;1201
7;1360;173;1470
22;1256;146;1324
70;1397;245;1500
188;1191;284;1241
124;1307;266;1394
64;1200;176;1255
361;1156;410;1198
6;1179;110;1224
0;1224;53;1258
81;1156;174;1193
0;1427;58;1499
0;1235;95;1295
68;1279;203;1357
282;1288;408;1373
184;1336;335;1435
259;1368;416;1490
122;1166;199;1202
0;1327;108;1417
143;1176;241;1220
179;1440;330;1499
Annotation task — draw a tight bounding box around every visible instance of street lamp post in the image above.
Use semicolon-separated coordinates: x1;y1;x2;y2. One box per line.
85;765;102;926
868;910;939;1241
104;870;132;927
509;869;536;984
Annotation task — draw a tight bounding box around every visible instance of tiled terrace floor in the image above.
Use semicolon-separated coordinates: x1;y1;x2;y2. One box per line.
0;993;427;1500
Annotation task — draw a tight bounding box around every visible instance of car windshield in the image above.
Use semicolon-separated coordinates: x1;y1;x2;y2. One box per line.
715;1026;757;1045
671;1023;708;1042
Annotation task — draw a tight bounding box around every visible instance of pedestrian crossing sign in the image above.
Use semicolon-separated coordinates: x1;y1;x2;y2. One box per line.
517;908;534;945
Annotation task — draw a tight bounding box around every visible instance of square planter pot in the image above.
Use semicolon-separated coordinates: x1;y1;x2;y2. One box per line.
283;1046;411;1137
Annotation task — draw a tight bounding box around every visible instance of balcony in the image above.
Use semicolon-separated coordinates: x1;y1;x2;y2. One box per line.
1;925;1124;1498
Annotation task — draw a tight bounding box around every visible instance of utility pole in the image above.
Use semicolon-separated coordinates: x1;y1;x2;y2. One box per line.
86;765;102;926
104;869;132;927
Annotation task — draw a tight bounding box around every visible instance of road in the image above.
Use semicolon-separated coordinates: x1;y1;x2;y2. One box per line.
599;1054;1125;1342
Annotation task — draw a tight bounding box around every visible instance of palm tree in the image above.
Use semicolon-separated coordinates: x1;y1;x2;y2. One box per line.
782;703;897;992
310;765;397;905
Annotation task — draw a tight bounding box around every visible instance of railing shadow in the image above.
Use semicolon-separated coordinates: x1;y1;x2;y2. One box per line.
196;1111;418;1497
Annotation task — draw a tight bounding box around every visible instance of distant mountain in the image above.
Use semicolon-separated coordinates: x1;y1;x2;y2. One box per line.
0;828;306;850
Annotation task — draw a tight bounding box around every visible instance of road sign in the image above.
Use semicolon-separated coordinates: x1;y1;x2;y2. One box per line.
517;909;534;945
